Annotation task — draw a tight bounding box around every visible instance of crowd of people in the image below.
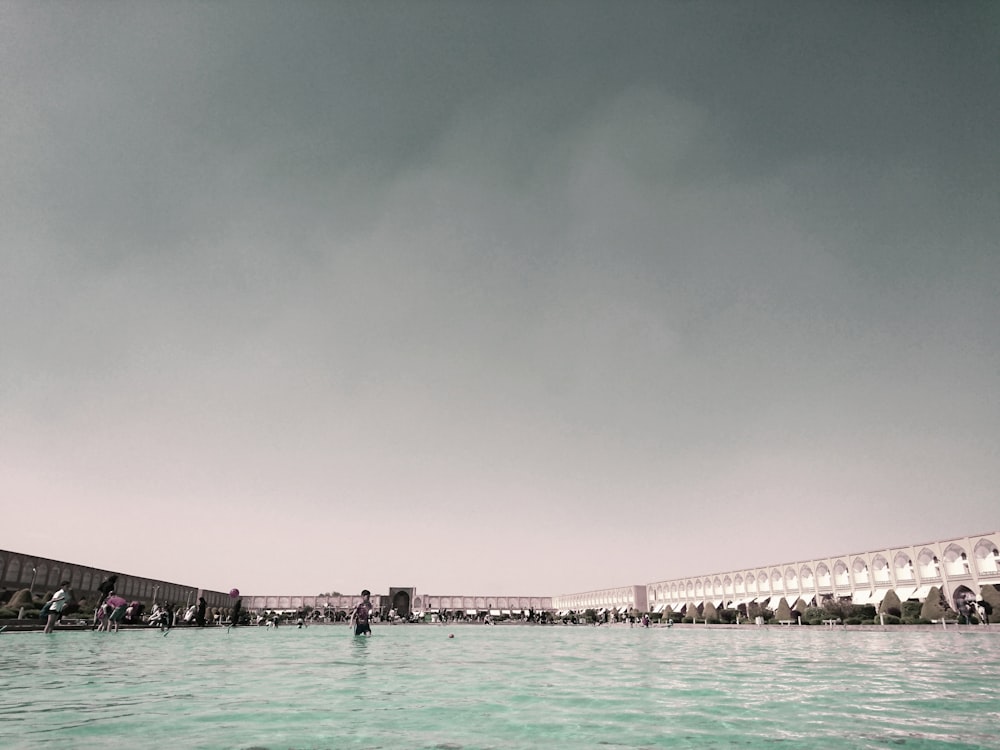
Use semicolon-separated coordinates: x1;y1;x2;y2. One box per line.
38;579;568;634
38;574;219;633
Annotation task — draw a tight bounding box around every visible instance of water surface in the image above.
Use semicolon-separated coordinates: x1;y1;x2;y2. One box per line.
3;625;998;749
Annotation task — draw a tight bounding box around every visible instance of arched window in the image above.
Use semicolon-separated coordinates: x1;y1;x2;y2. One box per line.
816;563;831;583
833;560;850;584
893;552;913;579
973;539;1000;573
942;544;968;575
771;570;784;591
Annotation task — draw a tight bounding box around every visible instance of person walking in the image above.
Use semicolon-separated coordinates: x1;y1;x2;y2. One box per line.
43;581;73;633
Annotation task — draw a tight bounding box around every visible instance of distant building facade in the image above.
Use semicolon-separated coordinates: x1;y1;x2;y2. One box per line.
553;531;1000;614
241;589;552;617
0;549;232;610
9;530;997;620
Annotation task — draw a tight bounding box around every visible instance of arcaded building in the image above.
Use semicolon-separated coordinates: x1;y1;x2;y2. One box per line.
0;548;233;610
553;530;1000;614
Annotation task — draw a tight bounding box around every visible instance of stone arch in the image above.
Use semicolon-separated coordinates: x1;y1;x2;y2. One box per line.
852;557;868;574
816;562;831;582
942;543;966;562
833;560;850;586
917;548;936;565
392;590;411;616
871;554;889;571
18;561;33;584
785;567;798;585
942;543;970;575
893;552;913;574
770;569;784;590
951;584;977;611
6;558;21;583
799;565;814;583
757;572;770;592
974;538;999;560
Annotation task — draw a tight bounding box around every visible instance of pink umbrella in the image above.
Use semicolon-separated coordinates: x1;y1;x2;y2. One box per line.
229;588;240;599
106;595;128;609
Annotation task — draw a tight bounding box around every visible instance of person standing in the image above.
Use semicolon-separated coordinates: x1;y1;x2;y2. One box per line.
352;590;373;636
195;596;207;627
93;574;118;625
43;581;73;633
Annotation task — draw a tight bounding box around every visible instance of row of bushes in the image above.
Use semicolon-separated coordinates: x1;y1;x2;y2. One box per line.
657;584;1000;625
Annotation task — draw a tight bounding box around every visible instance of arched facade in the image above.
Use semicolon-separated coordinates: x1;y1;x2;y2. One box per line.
0;548;231;610
640;531;1000;614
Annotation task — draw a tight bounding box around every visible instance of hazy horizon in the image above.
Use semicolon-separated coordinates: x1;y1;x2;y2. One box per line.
3;2;998;597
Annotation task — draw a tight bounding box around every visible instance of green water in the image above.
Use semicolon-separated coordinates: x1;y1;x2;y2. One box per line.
2;625;998;749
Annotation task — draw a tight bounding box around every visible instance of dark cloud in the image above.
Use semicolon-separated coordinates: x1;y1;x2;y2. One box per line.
2;2;998;594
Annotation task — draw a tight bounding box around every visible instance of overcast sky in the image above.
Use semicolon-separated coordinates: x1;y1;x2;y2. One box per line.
2;2;998;598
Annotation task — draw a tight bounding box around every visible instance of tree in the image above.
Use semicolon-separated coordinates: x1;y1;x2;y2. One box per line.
919;586;948;621
774;597;792;621
980;584;1000;623
879;590;902;617
702;601;719;622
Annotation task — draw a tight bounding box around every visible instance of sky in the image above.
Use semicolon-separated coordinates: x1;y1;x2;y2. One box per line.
2;2;998;598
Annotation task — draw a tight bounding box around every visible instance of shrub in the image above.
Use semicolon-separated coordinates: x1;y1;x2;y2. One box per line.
6;589;35;609
901;601;923;624
0;607;18;619
849;604;877;621
980;585;1000;623
881;614;901;625
879;590;902;617
774;598;792;621
920;587;947;621
702;602;719;623
845;617;863;625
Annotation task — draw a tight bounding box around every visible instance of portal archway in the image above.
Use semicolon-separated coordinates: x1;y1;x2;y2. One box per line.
392;590;410;615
